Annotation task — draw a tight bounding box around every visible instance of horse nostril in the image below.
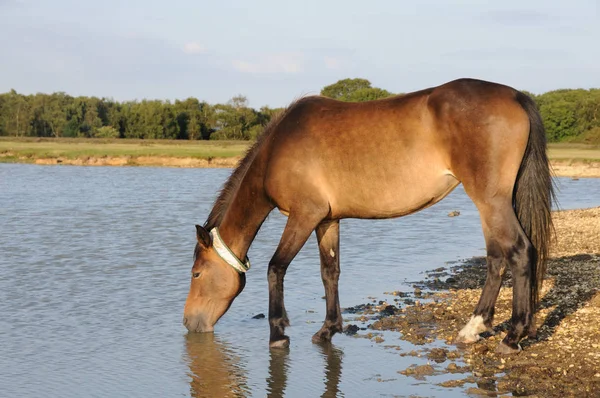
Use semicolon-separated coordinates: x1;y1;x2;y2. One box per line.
183;317;188;325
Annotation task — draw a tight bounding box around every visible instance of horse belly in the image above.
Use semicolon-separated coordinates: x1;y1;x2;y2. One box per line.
332;171;460;219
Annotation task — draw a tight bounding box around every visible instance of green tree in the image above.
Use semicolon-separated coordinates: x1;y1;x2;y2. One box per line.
536;89;596;142
46;92;72;137
321;78;372;100
345;87;393;102
95;126;119;138
320;78;394;102
1;90;31;136
103;100;124;137
0;95;5;136
174;98;215;140
211;95;260;140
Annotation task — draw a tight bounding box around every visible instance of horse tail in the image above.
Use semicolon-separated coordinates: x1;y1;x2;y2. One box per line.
513;91;556;309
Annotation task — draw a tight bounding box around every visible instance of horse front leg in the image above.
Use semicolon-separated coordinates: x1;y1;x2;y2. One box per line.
268;210;325;348
268;260;291;348
312;220;343;343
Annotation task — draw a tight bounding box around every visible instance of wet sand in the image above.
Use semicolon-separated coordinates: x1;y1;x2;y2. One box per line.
350;207;600;397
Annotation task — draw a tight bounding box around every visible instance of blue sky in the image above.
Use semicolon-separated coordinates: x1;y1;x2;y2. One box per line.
0;0;598;107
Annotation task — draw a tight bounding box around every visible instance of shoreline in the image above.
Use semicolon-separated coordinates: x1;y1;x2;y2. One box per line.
349;206;600;397
550;159;600;178
1;155;600;178
0;154;241;169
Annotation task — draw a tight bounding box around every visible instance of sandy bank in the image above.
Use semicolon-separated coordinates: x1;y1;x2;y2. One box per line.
31;155;241;168
349;207;600;396
551;160;600;178
2;155;597;178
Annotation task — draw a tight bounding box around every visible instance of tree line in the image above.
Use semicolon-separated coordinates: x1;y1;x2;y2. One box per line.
0;91;280;140
0;79;598;143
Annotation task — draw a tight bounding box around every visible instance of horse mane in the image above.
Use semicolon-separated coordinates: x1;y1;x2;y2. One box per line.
203;99;301;231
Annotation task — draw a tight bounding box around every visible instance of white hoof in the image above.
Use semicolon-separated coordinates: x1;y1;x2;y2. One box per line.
457;315;487;344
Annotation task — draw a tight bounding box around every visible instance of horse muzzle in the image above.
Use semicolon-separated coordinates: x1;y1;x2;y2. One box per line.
183;315;215;333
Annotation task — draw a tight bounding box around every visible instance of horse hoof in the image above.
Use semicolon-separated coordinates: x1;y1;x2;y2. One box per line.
455;328;482;345
456;315;488;345
455;334;480;345
528;328;538;339
496;341;522;355
312;334;326;343
312;330;333;343
269;336;290;349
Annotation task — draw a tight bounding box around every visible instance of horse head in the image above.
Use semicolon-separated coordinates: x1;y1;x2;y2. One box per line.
183;225;246;333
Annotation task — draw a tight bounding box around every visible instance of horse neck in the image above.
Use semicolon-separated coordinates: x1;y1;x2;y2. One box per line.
217;160;273;260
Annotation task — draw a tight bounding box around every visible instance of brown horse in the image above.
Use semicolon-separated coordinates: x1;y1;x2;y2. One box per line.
183;78;554;354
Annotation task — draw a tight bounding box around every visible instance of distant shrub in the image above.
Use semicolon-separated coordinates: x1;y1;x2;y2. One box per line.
567;127;600;144
95;126;120;138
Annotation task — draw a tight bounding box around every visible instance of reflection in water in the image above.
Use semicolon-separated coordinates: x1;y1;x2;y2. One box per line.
266;348;290;397
318;343;344;398
185;334;344;397
184;333;249;398
265;342;344;398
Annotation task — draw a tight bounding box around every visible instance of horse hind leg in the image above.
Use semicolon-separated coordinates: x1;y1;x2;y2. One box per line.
312;220;343;343
456;240;505;344
497;225;535;354
458;199;534;354
456;201;512;344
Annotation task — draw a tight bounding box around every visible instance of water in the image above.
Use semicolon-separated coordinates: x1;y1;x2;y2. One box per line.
0;164;598;397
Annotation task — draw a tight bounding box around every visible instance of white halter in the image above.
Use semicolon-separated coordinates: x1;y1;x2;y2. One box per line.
209;228;251;274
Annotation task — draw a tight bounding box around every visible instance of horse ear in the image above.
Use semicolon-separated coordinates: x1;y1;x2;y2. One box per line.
195;225;213;249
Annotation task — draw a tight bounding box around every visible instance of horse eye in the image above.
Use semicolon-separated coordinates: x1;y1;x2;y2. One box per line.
192;272;201;279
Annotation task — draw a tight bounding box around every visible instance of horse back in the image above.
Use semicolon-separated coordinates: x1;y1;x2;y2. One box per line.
262;79;530;219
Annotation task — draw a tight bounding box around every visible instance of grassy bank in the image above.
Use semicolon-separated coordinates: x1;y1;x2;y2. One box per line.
0;137;251;162
548;143;600;162
2;138;600;169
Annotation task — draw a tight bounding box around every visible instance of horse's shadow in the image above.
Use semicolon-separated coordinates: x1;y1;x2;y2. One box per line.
443;254;600;346
520;254;598;346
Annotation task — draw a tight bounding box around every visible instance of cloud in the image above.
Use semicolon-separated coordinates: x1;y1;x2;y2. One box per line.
323;56;342;70
442;47;569;61
0;0;28;9
481;9;556;26
232;53;304;74
182;42;206;55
